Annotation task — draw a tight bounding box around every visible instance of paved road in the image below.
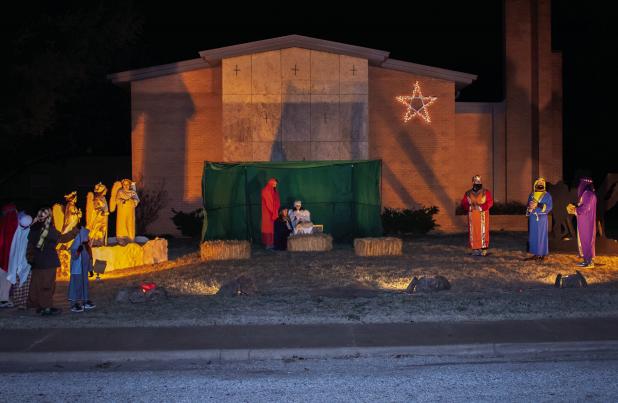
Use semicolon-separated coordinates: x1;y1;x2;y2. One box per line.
1;355;617;402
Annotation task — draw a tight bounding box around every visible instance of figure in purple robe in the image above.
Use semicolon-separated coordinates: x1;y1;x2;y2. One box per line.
568;177;596;267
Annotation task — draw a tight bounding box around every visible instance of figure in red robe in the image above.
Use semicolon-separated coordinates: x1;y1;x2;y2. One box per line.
261;178;280;248
461;175;494;256
0;203;19;306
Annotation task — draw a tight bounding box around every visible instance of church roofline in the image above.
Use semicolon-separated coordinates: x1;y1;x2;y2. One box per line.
107;58;208;84
198;34;391;66
108;35;477;89
380;59;477;91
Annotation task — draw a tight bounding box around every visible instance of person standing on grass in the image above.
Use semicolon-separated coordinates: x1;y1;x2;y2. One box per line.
525;178;553;261
28;208;77;316
461;175;494;256
68;226;96;312
567;177;597;268
261;178;280;249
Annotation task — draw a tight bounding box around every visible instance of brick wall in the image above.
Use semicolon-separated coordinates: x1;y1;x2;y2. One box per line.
221;48;369;162
369;66;461;231
131;67;222;235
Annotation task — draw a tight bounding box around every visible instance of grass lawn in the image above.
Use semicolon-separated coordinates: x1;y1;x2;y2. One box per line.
2;232;617;328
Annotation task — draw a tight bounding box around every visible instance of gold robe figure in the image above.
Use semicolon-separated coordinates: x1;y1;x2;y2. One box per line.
110;179;140;242
53;191;82;276
86;183;109;246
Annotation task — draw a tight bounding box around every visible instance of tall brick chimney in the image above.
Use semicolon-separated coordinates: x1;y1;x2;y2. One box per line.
504;0;563;201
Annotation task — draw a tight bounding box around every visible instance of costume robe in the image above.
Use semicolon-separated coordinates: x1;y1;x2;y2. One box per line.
0;204;18;302
461;189;494;250
68;228;92;302
527;191;553;256
576;189;597;262
260;179;280;247
116;189;139;241
0;204;18;272
274;218;292;250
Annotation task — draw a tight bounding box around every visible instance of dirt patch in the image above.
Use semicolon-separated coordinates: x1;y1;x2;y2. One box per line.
1;233;617;328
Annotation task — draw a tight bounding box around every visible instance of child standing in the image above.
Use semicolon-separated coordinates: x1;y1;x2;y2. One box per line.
68;227;96;312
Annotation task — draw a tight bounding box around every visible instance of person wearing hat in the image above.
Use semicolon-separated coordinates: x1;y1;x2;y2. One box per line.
27;208;77;316
525;178;553;261
461;175;494;256
288;200;313;235
567;177;597;267
6;213;33;309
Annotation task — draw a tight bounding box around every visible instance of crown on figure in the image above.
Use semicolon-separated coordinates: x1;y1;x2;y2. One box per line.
94;182;107;194
472;175;482;184
64;191;77;202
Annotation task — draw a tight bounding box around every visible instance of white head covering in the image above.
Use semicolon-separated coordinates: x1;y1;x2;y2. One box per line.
294;200;302;207
19;214;32;228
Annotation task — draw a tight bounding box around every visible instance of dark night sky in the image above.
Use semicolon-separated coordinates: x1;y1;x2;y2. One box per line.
5;1;613;187
110;1;614;185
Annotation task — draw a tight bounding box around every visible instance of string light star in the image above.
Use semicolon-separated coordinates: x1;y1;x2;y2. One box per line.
396;81;438;123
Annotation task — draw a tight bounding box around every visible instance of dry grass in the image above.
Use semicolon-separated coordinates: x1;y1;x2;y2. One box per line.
2;233;618;329
200;240;251;261
287;233;333;252
354;237;403;256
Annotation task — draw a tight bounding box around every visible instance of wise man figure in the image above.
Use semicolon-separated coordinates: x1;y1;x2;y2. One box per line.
525;178;553;261
110;179;140;243
86;182;110;246
260;178;280;249
461;175;494;256
567;177;597;267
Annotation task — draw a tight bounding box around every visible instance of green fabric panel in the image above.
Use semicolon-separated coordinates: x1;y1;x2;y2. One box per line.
202;160;382;242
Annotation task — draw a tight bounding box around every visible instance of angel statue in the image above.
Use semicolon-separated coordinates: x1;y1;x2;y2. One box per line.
110;179;140;242
86;182;110;246
52;191;83;275
52;191;82;235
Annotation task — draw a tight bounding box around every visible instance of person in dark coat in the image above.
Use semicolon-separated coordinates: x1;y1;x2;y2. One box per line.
27;208;77;316
273;208;293;251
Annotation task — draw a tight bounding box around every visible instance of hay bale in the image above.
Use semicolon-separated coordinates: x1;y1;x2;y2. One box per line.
287;233;333;252
200;240;251;261
354;237;403;256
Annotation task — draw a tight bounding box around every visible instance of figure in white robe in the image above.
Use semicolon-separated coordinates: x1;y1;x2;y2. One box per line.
288;200;313;235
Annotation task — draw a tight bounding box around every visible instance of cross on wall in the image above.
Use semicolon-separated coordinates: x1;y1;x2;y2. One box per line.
350;65;357;76
233;65;240;76
291;64;299;76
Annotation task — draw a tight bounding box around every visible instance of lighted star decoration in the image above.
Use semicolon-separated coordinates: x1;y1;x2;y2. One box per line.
396;81;438;123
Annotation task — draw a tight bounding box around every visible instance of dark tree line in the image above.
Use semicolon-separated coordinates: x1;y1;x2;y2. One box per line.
1;1;143;187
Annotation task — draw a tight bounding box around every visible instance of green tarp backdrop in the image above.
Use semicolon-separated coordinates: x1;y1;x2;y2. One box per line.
202;160;382;242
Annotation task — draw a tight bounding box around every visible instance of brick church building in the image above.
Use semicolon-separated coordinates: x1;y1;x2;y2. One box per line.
109;0;562;235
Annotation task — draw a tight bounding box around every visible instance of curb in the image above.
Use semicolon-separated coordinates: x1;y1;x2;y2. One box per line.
2;340;618;365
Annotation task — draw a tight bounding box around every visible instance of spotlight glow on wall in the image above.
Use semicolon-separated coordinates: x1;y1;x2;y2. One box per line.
396;81;437;123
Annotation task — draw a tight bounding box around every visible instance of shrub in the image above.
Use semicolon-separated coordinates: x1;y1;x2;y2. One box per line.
171;208;204;238
135;178;168;235
455;201;527;215
381;206;439;235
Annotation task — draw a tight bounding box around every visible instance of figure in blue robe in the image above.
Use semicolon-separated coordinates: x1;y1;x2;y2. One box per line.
526;178;553;260
68;227;95;311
